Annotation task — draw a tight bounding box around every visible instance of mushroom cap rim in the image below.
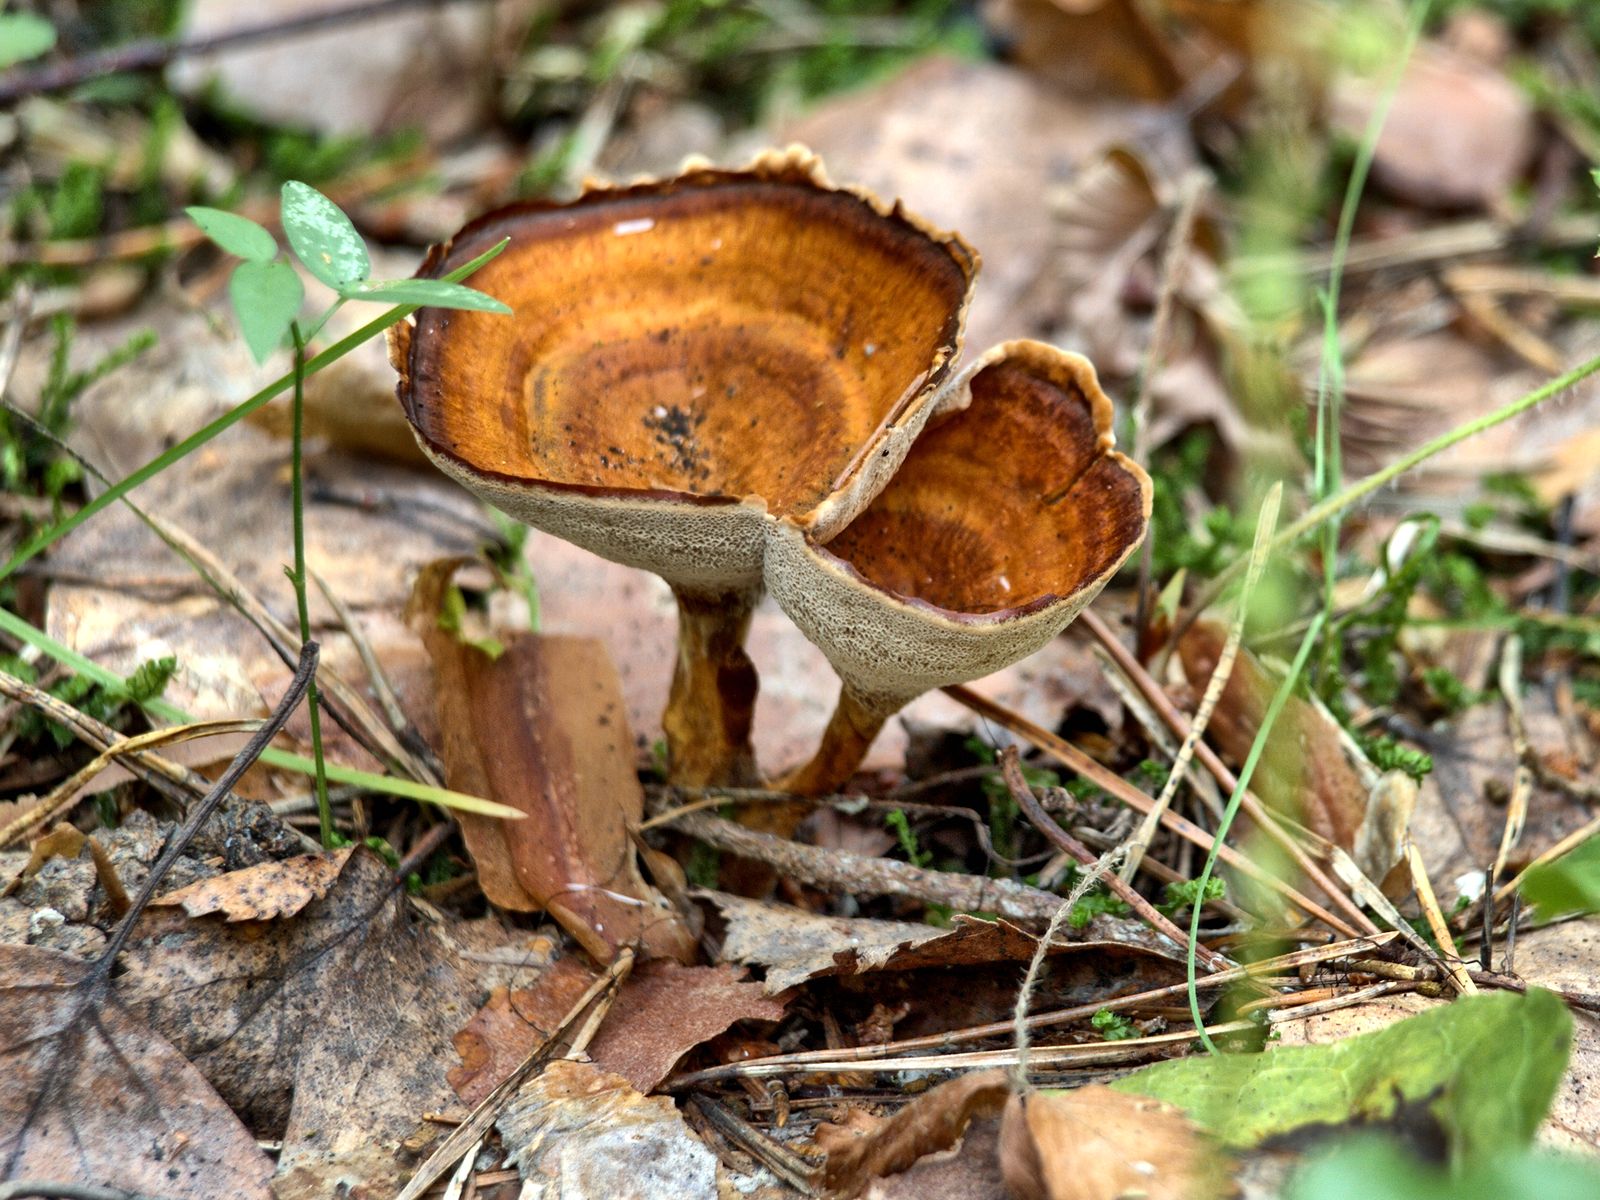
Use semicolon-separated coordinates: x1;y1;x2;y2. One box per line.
394;145;980;524
785;446;1154;631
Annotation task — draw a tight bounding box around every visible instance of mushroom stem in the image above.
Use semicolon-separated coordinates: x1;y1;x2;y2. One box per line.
775;684;901;800
663;586;761;787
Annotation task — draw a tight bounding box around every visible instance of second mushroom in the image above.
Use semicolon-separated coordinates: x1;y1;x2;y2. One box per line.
766;340;1151;800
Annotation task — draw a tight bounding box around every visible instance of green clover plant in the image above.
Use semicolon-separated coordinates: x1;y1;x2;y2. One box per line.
187;184;510;845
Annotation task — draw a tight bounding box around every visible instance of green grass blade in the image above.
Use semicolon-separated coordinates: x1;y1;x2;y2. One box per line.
0;604;524;821
0;238;508;586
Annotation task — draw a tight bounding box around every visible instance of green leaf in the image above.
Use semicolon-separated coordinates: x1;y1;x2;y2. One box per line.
341;278;511;313
280;181;369;289
1111;989;1572;1168
1289;1138;1600;1200
186;207;278;263
229;260;304;364
1523;835;1600;919
0;12;56;69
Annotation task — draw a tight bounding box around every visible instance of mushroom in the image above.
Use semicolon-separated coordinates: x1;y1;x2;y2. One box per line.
391;149;977;786
765;340;1152;797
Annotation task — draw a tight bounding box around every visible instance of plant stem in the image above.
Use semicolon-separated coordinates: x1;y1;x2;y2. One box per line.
0;239;508;588
289;320;333;845
1190;350;1600;618
1186;610;1327;1053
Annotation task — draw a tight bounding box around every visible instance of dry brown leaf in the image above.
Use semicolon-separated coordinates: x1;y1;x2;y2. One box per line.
985;0;1185;100
781;55;1185;353
1330;39;1536;210
450;955;788;1102
820;1069;1010;1198
1180;619;1368;850
1409;694;1592;896
116;846;482;1198
410;559;695;963
151;846;353;922
999;1086;1218;1200
866;1115;1008;1200
0;943;274;1197
497;1058;720;1198
169;0;538;141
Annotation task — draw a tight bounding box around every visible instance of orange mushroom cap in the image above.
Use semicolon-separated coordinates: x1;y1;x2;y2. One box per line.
392;147;979;595
766;340;1152;711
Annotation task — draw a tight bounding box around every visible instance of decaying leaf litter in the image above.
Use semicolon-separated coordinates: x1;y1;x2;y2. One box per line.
5;1;1600;1197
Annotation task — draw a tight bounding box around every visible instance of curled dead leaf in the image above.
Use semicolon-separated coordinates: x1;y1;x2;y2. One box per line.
1180;619;1367;850
820;1068;1010;1198
409;558;695;963
450;956;788;1102
999;1086;1219;1200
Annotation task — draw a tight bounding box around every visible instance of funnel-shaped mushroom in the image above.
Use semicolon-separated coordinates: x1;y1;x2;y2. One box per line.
392;149;977;785
766;341;1151;796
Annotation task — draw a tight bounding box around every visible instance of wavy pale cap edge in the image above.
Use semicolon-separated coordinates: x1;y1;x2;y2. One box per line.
763;342;1151;706
392;145;979;525
801;340;1149;623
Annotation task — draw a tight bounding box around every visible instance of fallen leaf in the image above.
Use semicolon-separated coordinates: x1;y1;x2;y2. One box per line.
984;0;1185;101
864;1114;1007;1200
781;55;1185;352
1409;695;1592;897
411;560;695;963
1116;989;1572;1166
699;890;1183;1003
1000;1085;1217;1200
0;943;274;1198
152;846;353;922
169;0;539;142
116;845;482;1198
450;955;788;1102
1180;619;1368;850
496;1058;721;1199
820;1068;1009;1198
701;890;946;993
1330;39;1537;210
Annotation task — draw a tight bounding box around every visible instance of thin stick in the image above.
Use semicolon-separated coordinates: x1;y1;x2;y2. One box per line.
1002;747;1229;971
1078;611;1380;935
688;1098;818;1195
1121;484;1280;882
1408;844;1476;996
668;933;1397;1085
667;1021;1261;1083
0;671;219;830
1012;843;1123;1088
1492;635;1532;889
672;810;1089;925
1494;812;1600;908
95;644;318;976
0;0;497;105
943;683;1361;937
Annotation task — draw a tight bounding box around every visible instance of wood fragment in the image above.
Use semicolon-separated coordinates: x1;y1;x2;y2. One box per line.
671;810;1085;926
